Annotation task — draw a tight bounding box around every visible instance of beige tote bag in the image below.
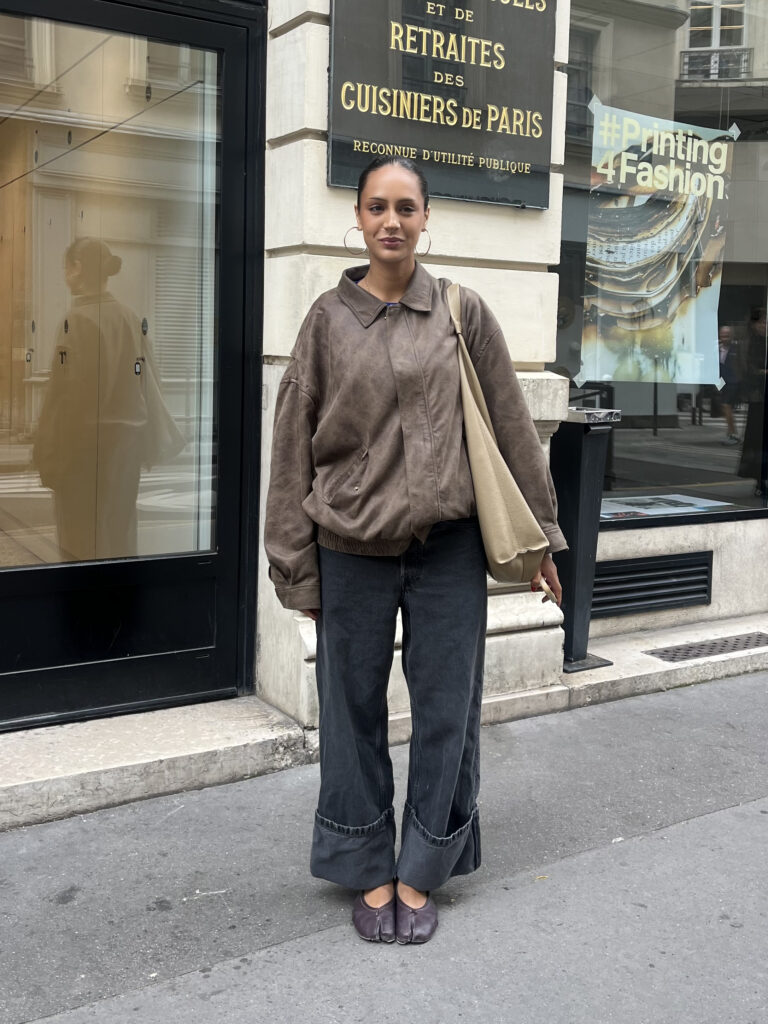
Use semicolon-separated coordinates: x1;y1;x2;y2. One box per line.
447;283;550;585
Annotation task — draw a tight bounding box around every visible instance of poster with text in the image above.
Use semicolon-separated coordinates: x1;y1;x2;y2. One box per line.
579;101;736;386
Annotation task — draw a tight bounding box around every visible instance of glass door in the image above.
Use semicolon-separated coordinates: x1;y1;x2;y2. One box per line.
0;2;254;729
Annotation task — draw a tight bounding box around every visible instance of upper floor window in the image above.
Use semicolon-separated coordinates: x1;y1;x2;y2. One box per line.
566;27;596;141
690;1;746;49
0;15;31;82
146;41;203;86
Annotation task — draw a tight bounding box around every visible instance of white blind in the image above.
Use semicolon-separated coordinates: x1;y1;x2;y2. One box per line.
0;16;31;82
154;253;204;382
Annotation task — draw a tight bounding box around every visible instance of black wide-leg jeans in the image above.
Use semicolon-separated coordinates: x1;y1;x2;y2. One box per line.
310;518;487;893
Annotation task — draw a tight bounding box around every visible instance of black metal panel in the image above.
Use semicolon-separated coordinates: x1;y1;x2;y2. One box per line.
550;421;613;663
0;576;215;673
0;653;237;733
600;506;768;531
591;551;713;618
0;0;266;729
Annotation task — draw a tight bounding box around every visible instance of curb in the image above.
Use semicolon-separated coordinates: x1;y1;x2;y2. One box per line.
2;611;767;831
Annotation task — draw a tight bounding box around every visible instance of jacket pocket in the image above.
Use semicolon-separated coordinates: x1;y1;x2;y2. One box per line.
321;447;368;506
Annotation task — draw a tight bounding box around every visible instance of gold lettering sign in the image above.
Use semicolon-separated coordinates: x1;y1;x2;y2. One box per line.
329;0;558;208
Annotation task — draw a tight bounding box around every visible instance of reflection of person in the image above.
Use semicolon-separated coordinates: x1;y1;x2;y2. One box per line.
718;325;741;446
264;156;566;945
737;307;768;495
33;238;184;560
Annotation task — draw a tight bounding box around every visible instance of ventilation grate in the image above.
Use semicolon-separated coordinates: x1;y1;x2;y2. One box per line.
644;632;768;663
592;552;712;619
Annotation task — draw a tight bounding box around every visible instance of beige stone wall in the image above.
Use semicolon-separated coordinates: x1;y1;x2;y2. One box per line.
593;518;768;638
257;0;573;725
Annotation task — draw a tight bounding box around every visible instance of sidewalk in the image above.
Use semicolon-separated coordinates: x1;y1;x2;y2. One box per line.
2;670;767;1024
3;608;768;830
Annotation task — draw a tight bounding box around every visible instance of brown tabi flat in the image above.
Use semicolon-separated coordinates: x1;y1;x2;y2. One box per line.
395;891;438;945
352;892;396;943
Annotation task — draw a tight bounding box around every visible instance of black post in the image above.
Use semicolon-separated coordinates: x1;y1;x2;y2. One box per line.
653;357;659;436
549;409;619;671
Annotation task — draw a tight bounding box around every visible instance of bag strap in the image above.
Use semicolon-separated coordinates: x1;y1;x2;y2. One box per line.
449;283;554;582
447;283;498;444
446;282;464;343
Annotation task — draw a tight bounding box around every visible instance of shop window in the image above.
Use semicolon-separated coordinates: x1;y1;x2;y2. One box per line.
0;15;220;565
552;3;768;524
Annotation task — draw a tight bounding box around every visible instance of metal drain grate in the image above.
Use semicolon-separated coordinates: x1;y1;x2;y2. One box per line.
644;632;768;663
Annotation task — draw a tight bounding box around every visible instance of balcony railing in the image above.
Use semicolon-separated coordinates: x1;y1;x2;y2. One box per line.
680;47;752;81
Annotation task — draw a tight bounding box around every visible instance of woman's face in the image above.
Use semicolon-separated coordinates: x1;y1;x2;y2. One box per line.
64;258;84;295
355;164;429;270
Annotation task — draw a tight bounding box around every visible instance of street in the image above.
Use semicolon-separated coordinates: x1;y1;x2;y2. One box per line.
2;670;767;1023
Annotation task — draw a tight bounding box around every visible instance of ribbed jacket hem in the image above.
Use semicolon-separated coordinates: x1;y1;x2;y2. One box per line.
317;527;411;557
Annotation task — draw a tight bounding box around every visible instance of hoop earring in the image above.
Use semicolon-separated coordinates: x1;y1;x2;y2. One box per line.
417;228;432;258
344;226;367;257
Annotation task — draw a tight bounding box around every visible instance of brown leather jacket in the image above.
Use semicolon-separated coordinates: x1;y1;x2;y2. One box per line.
265;263;566;610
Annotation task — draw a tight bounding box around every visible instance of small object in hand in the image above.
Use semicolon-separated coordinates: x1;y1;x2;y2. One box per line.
537;579;557;604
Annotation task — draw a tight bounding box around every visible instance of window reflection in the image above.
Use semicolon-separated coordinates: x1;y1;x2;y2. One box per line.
32;239;185;560
554;1;768;520
0;14;219;566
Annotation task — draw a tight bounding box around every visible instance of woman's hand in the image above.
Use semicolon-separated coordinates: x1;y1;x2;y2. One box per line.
301;609;321;621
531;554;562;606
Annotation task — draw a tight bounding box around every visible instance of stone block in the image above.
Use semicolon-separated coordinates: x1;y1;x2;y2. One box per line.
516;371;570;425
268;0;329;38
0;697;313;831
264;253;563;365
484;626;565;696
266;21;328;143
554;0;572;65
256;362;316;725
591;519;768;638
265;140;564;265
389;684;571;743
551;70;568;167
430;262;560;363
263;253;353;359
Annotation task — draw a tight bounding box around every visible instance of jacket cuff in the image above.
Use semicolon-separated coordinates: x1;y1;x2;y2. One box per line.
544;525;568;554
274;582;322;611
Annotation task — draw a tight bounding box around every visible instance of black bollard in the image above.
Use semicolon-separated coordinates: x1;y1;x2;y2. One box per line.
550;408;620;672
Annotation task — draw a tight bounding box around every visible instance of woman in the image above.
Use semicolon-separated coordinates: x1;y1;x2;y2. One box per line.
33;238;184;561
265;157;565;945
737;307;768;494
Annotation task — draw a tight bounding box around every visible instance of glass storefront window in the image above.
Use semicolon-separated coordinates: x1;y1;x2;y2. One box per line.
553;0;768;523
0;13;219;565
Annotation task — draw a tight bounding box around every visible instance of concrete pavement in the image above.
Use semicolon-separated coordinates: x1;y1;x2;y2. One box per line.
2;670;767;1024
5;609;768;831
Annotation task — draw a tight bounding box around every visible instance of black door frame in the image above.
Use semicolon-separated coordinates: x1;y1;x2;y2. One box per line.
0;0;265;729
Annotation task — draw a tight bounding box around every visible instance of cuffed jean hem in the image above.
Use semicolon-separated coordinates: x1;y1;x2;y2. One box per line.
394;802;481;892
310;806;396;890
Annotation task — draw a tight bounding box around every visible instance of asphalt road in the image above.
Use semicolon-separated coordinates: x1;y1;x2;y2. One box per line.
2;671;767;1024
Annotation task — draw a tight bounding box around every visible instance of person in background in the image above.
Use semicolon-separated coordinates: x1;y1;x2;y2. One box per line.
717;325;741;446
737;307;768;495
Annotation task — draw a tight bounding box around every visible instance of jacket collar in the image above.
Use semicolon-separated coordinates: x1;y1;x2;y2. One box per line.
337;262;434;327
